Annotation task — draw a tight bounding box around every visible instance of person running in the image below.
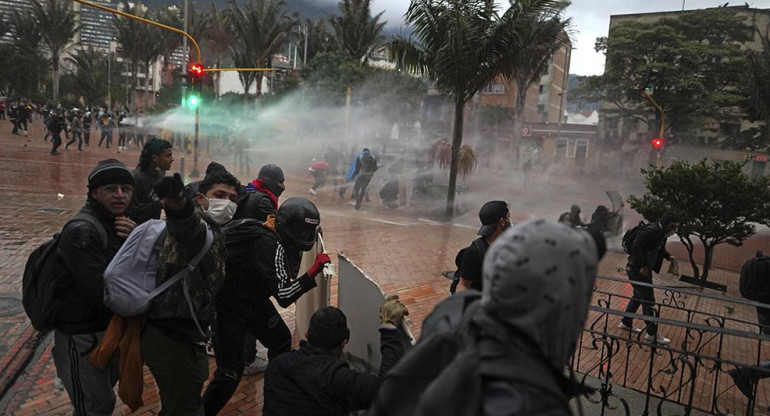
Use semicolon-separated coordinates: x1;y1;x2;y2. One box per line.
308;160;330;195
98;113;114;148
65;110;84;151
48;110;65;156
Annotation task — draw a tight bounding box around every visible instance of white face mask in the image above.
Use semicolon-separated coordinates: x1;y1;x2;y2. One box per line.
206;197;237;225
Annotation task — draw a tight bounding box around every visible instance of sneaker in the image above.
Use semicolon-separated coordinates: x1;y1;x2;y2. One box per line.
309;188;317;195
729;368;754;399
618;322;642;333
644;333;671;345
54;377;65;391
205;340;216;357
243;354;269;375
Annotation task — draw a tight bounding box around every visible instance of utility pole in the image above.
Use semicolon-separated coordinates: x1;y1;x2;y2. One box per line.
303;25;308;66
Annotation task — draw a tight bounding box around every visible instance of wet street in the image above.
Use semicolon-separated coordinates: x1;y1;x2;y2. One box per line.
0;120;766;414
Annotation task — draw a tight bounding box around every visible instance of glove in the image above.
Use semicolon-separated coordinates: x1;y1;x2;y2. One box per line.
308;253;331;277
154;173;185;201
380;295;409;329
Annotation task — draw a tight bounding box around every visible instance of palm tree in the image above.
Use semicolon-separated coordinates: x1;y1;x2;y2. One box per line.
31;0;78;102
3;11;46;97
390;0;569;215
304;18;333;63
156;7;183;85
67;48;109;105
137;23;162;110
227;0;295;98
508;6;570;144
330;0;386;64
205;4;235;97
114;0;146;112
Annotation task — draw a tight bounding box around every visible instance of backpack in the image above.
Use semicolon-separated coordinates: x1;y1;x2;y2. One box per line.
22;214;108;332
103;219;213;336
360;153;378;174
740;252;770;303
621;221;647;254
449;239;487;294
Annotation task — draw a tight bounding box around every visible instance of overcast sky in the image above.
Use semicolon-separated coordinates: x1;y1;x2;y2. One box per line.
359;0;770;75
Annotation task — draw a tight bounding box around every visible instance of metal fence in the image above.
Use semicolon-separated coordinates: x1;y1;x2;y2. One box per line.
573;275;770;415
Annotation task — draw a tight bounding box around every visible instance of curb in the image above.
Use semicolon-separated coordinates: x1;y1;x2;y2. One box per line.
0;324;47;402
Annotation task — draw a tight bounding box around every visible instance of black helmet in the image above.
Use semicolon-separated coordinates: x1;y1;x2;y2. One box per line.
276;197;320;251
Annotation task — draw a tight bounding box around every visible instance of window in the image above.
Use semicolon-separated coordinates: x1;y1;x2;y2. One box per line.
606;118;618;129
538;85;545;94
575;139;589;159
555;139;569;157
482;83;505;94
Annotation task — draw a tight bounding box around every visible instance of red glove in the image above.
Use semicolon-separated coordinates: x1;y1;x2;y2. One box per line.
308;253;331;277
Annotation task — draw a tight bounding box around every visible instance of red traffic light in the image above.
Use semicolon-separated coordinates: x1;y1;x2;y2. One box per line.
650;137;664;150
189;63;203;77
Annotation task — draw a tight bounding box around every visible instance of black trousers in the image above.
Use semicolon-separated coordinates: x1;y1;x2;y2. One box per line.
621;266;658;335
353;174;374;209
202;298;291;416
311;171;327;191
50;132;62;154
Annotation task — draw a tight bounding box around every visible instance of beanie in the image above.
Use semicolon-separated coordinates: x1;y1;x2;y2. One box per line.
257;164;285;184
88;159;135;191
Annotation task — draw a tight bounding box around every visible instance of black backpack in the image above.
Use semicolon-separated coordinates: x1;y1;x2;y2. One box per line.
22;214;107;332
740;252;770;303
621;221;647;254
449;239;487;294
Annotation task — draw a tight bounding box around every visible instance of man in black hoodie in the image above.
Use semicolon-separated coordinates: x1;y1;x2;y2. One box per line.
619;212;680;345
53;159;137;416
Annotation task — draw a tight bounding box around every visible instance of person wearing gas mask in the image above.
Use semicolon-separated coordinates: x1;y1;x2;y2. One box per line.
140;171;238;416
234;164;286;221
203;197;331;416
618;212;680;345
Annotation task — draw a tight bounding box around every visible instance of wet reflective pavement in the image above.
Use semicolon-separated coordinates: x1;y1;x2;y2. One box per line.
0;119;765;414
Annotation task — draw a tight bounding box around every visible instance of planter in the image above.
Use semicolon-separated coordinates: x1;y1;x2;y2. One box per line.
678;275;728;292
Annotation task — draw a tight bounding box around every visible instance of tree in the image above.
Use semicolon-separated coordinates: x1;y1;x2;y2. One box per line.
590;8;751;142
137;22;162;110
304;18;333;63
743;25;770;150
66;48;109;106
227;0;295;99
0;11;46;98
156;7;183;86
329;0;385;64
508;9;570;142
628;159;770;283
114;0;146;112
31;0;78;102
303;51;369;106
205;4;235;97
390;0;568;215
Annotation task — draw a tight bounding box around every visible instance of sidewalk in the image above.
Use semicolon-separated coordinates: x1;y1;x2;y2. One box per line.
0;121;764;415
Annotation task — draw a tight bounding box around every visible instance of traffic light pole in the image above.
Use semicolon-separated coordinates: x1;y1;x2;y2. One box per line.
641;90;665;167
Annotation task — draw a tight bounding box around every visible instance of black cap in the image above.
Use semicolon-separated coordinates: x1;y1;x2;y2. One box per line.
477;201;509;237
88;159;135;191
258;164;285;183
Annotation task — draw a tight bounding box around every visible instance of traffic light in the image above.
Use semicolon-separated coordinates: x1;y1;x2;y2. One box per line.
642;68;661;93
650;137;664;150
189;63;203;79
188;94;200;109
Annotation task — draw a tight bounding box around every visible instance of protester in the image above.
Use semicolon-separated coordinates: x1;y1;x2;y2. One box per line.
65;110;84;151
454;201;512;292
618;212;680;345
83;110;93;147
203;197;332;416
370;219;606;416
263;299;409;416
308;160;330;195
141;171;236;416
128;139;173;225
351;148;378;210
569;204;587;228
53;159;137;415
48;110;65;156
234;164;285;221
186;162;229;197
98;113;114;148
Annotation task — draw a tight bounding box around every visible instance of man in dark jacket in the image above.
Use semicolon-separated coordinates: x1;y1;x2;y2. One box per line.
53;159;137;416
48;111;65;156
351;148;378;210
203;197;332;416
455;201;512;292
128;139;173;225
263;300;408;416
233;163;285;221
619;212;680;345
141;171;236;416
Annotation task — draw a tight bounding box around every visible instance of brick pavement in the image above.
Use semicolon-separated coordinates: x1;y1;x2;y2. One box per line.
0;119;767;414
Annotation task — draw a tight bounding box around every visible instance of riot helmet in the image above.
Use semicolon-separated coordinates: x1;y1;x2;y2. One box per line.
276;197;320;251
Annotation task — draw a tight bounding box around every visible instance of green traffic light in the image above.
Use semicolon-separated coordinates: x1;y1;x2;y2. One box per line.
188;95;200;108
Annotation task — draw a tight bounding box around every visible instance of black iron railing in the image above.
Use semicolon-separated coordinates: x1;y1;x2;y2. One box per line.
573;275;770;416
